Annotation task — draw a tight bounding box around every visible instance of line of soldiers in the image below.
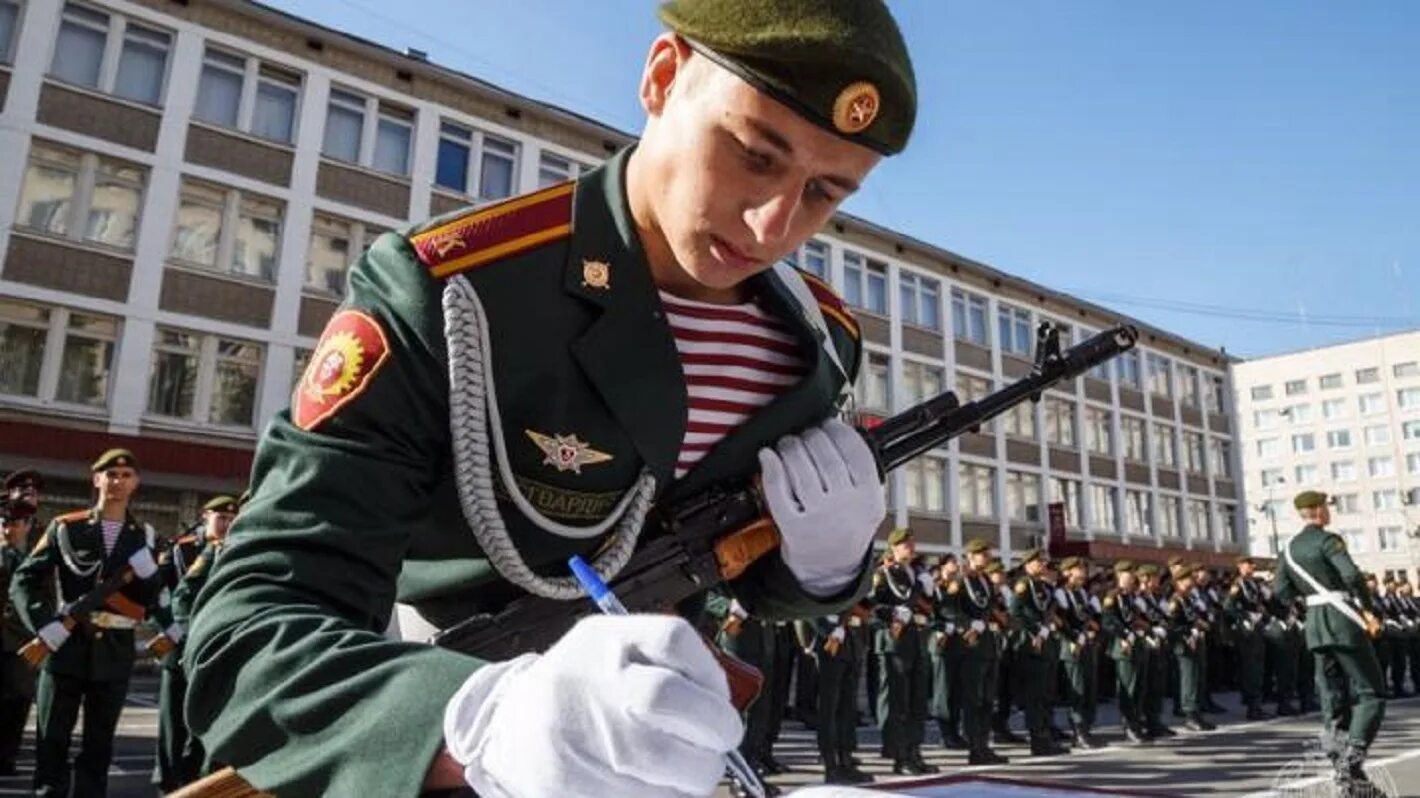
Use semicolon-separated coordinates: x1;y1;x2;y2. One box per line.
0;450;240;797
703;522;1420;790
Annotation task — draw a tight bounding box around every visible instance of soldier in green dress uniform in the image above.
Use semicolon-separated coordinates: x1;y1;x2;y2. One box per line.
1101;560;1152;745
1007;549;1068;756
870;528;937;775
1135;564;1176;739
928;554;968;750
182;2;918;795
10;449;162;798
1055;556;1103;749
1224;555;1275;720
946;539;1009;765
151;495;238;792
1165;562;1216;732
706;589;784;790
1273;490;1387;795
807;603;873;785
0;490;40;776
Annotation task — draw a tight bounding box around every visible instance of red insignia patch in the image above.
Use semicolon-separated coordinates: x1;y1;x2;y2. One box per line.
293;309;390;431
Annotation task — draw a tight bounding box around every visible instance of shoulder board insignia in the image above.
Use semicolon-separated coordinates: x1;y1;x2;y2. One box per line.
947;579;960;595
1325;535;1346;555
798;271;860;340
1230;585;1241;596
1104;595;1116;608
409;182;575;280
184;554;209;579
1014;579;1028;595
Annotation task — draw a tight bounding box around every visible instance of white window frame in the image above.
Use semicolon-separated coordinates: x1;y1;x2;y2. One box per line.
169;179;283;283
1124;489;1151;536
1334;494;1359;514
855;351;890;413
1153;422;1177;468
535;150;590;188
958;462;996;519
904;455;948;514
842;251;886;315
1044;396;1077;448
1284;378;1308;397
50;3;171;105
1364;424;1391;446
1398;387;1420;411
0;0;21;64
1331;461;1357;482
1326;429;1353;450
997;302;1033;357
1085;405;1113;456
194;46;302;144
1359;392;1386;416
17;140;146;252
898;270;941;331
1052;477;1082;528
324;87;415;176
785;238;830;280
1394;362;1419;379
305;213;384;297
951;287;989;346
1177;364;1200;407
899;359;944;409
1320;373;1344;390
1292;432;1316;454
1116;349;1143;390
145;327;264;431
1355;367;1380;385
1005;470;1042;524
0;299;119;412
1294;464;1319;485
1183;431;1206;473
1147;353;1173;398
435;121;519;199
1210;438;1232;479
1186;499;1210;541
1368;456;1395;479
1322;398;1346;420
1373;489;1400;511
1090;483;1118;531
1121;415;1147;462
1250;385;1274;401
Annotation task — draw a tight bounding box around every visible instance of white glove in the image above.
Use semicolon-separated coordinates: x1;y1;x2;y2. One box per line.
127;547;158;579
759;417;885;596
970;620;986;633
917;571;935;592
38;621;70;652
893;606;913;624
444;615;743;798
829;626;847;643
945;622;956;635
728;599;748;620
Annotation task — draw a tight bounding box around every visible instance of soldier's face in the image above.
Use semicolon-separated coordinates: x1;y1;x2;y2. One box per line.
93;466;139;503
206;509;235;541
892;540;915;562
3;518;29;548
1238;562;1255;577
1118;572;1137;590
636;36;881;296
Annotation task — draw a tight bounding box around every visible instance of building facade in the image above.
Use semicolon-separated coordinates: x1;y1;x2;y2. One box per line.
0;0;1247;563
1234;329;1420;581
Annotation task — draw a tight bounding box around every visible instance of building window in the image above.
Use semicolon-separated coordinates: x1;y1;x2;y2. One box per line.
194;48;301;143
958;463;995;518
290;347;311;394
16;142;146;251
898;271;940;330
51;4;171;106
1331;460;1357;482
0;299;117;408
1254;409;1280;429
1159;496;1182;538
1121;416;1146;462
1403;420;1420;441
1124;490;1151;536
536;152;588;188
1090;483;1118;531
1210;438;1232;479
1356;367;1380;385
1326;429;1353;450
1379;527;1404;552
996;303;1032;357
1052;477;1082;528
1116;350;1142;391
1294;464;1319;485
904;455;947;513
1340;529;1366;553
1183;431;1205;473
1207;374;1226;413
1284;378;1308;397
956;373;993;432
1318;373;1343;390
147;328;262;428
437;123;520;201
784;238;829;280
1374;490;1400;511
1215;504;1237;543
1292;433;1316;454
1153;423;1177;468
170;181;283;282
373;106;413;176
1260;467;1284;486
1334;493;1359;514
842;251;886;315
323;89;414;177
1147;353;1173;397
950;288;989;346
1085;406;1113;456
1395;362;1419;379
1409;452;1420;475
1322;398;1346;420
1177;364;1200;406
855;352;890;412
1287;404;1313;423
1399;387;1420;411
1044;397;1076;447
1368;456;1395;478
1359;393;1385;416
900;360;944;409
1002;402;1037;441
323;88;364;163
0;0;19;64
306;215;386;297
1364;424;1391;446
1005;471;1042;523
1250;385;1274;401
1186;499;1209;540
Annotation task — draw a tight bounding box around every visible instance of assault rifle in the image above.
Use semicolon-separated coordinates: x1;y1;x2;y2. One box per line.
432;322;1138;661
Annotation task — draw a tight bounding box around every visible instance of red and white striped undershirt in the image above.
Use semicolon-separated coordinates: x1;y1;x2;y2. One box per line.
659;291;807;479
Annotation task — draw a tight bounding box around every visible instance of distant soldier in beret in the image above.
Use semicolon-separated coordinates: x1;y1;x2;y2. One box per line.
1;478;43;776
1055;556;1103;749
943;539;1008;765
1224;554;1275;720
870;528;937;775
182;1;917;795
1273;490;1386;793
1165;563;1215;732
1101;561;1152;744
150;495;239;792
1134;564;1177;740
3;468;44;552
1006;549;1067;756
928;553;969;751
10;449;161;797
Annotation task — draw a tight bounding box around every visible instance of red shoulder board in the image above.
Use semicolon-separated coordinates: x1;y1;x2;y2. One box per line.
292;309;391;431
408;182;575;280
799;271;860;341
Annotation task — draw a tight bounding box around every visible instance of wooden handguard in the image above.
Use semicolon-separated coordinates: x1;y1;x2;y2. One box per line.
168;767;271;798
147;634;177;659
713;517;781;581
703;635;764;711
1363;611;1384;640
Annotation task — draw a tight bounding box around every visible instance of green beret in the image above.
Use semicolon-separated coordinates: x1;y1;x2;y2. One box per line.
887;527;912;546
1137;563;1160;577
3;468;43;491
658;0;917;155
1019;547;1045;565
1113;560;1135;574
1166;555;1184;568
964;537;993;554
203;495;240;515
1294;490;1328;510
983;559;1004;575
1169;563;1192;580
1059;556;1084;572
91;448;138;472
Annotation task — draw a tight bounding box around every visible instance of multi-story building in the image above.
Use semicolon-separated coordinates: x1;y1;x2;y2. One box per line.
1234;329;1420;581
0;0;1246;565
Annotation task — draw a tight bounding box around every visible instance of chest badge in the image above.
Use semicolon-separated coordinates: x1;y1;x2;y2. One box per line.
526;430;613;474
582;259;611;290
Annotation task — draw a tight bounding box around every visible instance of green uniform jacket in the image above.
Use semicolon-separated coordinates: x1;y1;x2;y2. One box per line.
1274;524;1371;651
1;544;28;653
1055;585;1098;662
1101;589;1146;662
871;560;928;656
183;147;868;797
942;571;1002;660
1008;576;1054;657
151;532;202;671
9;510;159;681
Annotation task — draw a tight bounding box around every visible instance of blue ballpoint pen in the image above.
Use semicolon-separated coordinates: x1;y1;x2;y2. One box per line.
568;556;767;798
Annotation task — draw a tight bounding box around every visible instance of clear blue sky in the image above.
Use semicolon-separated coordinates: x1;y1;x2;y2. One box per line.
267;0;1418;358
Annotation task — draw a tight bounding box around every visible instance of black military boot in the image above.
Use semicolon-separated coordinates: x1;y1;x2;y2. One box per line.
1123;725;1152;745
1184;713;1216;732
1073;726;1104;749
968;744;1009;765
840;753;875;785
1276;699;1300;716
1147;722;1176;738
910;748;940;774
938;721;969;750
1245;703;1273;721
991;722;1024;745
1029;734;1069;757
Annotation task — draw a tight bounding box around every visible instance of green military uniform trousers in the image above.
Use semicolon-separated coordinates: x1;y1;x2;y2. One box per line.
1114;646;1149;732
1237;626;1266;708
958;633;1000;752
1061;641;1099;731
153;659;204;791
1010;640;1052;742
815;633;861;765
928;632;964;738
1173;640;1204;715
34;663;130;797
1317;645;1386;746
1264;620;1301;703
876;624;930;760
1143;640;1170;730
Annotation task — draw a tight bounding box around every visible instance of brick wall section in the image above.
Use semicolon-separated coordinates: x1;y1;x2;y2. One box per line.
316;161;410;218
3;235;133;300
159;269;275;327
297;295;339;337
37;83;160;151
185;124;294;187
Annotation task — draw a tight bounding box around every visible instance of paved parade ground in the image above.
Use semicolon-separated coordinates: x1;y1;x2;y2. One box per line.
3;676;1418;798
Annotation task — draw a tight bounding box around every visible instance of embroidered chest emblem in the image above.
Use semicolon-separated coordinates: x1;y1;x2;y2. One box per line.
526;430;613;474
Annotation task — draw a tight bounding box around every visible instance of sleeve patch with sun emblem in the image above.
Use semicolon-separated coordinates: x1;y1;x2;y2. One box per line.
293;309;391;431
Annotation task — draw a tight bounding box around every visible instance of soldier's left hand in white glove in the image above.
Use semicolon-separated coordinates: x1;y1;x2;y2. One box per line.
759;417;885;596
